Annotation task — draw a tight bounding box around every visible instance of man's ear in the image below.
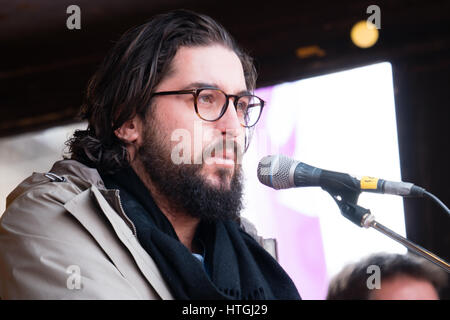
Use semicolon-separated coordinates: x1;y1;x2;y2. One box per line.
114;116;142;144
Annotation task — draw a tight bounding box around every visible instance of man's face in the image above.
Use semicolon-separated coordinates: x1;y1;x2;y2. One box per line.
135;44;248;221
149;44;247;188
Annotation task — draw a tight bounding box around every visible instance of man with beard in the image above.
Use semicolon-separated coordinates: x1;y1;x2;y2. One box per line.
0;10;300;300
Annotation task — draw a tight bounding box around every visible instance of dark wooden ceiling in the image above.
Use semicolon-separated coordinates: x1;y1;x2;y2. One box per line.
1;0;448;136
1;0;449;294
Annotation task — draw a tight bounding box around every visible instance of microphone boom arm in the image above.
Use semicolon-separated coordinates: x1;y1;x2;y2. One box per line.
324;186;450;273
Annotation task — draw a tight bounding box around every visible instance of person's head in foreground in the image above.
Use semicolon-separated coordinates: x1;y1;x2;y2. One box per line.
0;9;301;300
326;252;448;300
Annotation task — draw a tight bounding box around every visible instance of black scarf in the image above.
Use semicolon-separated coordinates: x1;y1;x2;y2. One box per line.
101;166;301;300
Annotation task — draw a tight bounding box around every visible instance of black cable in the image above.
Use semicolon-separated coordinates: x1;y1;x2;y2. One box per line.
423;190;450;216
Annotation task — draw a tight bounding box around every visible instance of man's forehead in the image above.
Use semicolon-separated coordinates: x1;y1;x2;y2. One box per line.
165;45;247;93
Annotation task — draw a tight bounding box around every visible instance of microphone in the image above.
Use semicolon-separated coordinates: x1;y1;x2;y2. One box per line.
257;154;425;197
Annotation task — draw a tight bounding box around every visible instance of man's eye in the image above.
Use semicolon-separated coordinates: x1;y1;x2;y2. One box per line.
198;94;214;104
237;100;249;111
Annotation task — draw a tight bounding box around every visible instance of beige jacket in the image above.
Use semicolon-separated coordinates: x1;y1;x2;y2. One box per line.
0;160;274;300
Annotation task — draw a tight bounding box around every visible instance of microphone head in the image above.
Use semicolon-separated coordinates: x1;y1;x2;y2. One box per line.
257;155;297;189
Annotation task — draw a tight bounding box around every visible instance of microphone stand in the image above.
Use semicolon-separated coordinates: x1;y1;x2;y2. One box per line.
324;186;450;273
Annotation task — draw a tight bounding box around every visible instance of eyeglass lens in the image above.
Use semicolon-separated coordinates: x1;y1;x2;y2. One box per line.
196;89;262;127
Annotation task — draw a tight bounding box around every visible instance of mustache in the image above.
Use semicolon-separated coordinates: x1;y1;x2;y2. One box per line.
196;137;245;165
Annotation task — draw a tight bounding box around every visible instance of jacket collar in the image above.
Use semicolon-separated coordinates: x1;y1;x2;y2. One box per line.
49;159;106;189
50;159;173;299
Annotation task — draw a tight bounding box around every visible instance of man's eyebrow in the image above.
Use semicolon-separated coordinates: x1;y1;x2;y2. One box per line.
182;82;217;90
182;82;251;95
236;89;252;96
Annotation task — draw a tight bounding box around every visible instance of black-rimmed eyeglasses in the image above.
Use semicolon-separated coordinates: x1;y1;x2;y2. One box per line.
150;87;265;128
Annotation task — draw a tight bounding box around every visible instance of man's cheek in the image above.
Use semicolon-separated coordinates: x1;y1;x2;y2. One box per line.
170;127;193;165
233;131;246;164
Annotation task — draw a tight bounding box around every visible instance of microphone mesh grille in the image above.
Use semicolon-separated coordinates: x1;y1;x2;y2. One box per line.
257;155;295;189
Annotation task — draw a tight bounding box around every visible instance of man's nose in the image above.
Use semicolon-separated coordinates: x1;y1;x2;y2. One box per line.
215;98;242;135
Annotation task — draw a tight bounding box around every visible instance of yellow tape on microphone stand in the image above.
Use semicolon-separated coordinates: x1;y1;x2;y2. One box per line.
360;176;379;190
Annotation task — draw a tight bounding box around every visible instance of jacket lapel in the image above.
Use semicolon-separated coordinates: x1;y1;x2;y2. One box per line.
64;186;173;300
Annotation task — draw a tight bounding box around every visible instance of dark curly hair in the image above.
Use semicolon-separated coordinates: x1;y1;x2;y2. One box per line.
66;9;257;174
326;252;448;300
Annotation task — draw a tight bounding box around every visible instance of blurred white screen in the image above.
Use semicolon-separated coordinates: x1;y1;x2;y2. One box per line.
242;62;406;299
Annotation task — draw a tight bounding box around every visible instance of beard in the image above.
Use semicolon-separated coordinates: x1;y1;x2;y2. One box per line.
137;121;244;223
